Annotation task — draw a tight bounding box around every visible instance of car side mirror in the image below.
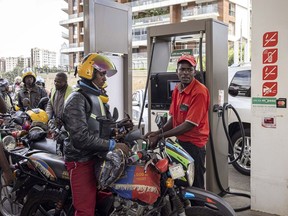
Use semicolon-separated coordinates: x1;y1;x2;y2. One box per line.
228;87;239;97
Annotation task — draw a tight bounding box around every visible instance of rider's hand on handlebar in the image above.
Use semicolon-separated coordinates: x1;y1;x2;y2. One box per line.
115;143;131;157
118;117;134;132
146;133;161;149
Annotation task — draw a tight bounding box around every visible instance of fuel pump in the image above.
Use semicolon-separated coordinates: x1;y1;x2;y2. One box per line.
145;19;229;194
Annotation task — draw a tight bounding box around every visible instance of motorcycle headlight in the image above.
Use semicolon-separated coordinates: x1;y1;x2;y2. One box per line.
2;135;17;152
186;162;195;187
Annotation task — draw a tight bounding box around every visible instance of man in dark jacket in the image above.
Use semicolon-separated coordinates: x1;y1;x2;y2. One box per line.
17;68;47;111
62;53;130;216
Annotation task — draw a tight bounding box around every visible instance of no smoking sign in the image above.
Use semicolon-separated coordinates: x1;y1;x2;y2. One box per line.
262;82;278;96
262;65;278;80
263;31;278;47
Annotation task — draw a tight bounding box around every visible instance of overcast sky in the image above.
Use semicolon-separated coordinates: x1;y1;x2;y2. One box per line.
0;0;66;59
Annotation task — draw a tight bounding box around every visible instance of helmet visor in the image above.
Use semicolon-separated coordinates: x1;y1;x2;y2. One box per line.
92;55;117;77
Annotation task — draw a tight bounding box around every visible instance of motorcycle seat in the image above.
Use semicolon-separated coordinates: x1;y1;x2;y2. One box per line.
29;138;57;155
28;152;69;181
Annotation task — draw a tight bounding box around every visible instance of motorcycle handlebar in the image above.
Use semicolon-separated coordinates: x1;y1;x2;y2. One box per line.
127;150;148;164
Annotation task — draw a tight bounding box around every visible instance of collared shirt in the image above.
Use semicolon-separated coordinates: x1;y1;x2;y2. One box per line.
169;79;210;147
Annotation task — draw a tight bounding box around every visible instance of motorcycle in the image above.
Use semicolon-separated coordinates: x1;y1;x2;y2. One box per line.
0;108;126;216
13;130;235;215
0;108;236;216
0;113;66;216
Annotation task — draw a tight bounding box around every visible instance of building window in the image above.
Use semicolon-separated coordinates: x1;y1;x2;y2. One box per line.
229;2;235;17
228;21;235;36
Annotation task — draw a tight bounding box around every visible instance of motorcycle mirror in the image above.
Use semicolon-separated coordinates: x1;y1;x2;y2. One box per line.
37;97;49;110
124;129;142;144
112;107;119;121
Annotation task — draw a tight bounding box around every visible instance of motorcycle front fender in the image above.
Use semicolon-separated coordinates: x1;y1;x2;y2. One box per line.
182;187;236;216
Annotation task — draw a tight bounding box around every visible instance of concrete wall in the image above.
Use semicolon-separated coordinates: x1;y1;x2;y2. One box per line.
251;1;288;215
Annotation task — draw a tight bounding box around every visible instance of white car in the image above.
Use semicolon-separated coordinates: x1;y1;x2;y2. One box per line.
227;65;251;176
132;89;148;134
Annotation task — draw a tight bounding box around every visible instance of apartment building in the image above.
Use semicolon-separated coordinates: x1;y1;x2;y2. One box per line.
3;56;30;72
31;47;57;69
60;0;251;70
0;58;5;73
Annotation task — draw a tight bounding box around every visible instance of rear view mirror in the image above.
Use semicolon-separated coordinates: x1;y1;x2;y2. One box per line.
228;87;239;97
112;107;119;121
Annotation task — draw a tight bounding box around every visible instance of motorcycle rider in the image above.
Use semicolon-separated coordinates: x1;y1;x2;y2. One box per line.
0;78;14;112
0;96;15;185
46;72;73;121
12;76;22;101
62;53;130;216
36;76;50;96
17;68;47;111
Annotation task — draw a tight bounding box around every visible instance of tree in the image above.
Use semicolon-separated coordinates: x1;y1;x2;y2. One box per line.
228;48;234;66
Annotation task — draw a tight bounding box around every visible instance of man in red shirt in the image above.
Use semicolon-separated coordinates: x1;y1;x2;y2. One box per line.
145;54;210;191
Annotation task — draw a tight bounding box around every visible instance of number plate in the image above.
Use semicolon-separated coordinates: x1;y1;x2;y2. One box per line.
169;164;185;179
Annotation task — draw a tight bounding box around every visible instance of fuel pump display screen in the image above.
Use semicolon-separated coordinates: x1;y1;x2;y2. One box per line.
150;72;179;110
168;81;180;99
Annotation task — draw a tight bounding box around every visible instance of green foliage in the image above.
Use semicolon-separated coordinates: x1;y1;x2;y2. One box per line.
133;8;168;19
1;67;22;84
228;48;234;66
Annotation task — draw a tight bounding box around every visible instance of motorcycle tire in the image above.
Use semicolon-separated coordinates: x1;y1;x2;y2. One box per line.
0;172;22;216
20;189;73;216
185;206;222;216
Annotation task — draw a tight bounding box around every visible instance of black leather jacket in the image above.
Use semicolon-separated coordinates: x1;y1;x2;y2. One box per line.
17;84;47;111
62;80;114;162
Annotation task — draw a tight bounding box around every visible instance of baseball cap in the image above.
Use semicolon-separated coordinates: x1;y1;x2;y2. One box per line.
177;54;197;67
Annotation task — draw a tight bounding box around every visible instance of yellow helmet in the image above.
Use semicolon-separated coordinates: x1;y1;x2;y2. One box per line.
26;108;49;124
77;53;117;80
22;68;36;83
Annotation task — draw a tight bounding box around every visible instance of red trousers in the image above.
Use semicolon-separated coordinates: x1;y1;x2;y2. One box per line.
65;160;112;216
66;160;97;216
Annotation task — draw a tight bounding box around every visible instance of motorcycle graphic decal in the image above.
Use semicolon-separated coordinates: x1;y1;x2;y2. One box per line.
112;165;160;204
28;157;57;181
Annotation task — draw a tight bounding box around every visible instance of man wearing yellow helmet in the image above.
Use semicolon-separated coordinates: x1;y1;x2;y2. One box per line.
62;53;130;216
17;68;47;111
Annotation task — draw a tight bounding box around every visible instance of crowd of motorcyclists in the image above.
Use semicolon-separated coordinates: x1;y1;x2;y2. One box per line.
0;53;236;216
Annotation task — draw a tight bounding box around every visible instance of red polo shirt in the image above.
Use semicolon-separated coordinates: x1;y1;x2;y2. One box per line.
169;79;210;147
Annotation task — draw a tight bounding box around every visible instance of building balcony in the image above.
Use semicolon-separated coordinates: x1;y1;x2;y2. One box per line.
59;12;84;28
62;32;69;40
132;34;147;48
61;7;68;14
133;14;170;28
60;42;84;54
182;3;219;21
127;0;194;13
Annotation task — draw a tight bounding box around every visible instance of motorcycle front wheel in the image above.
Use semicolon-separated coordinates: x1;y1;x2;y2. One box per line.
0;173;23;216
185;206;222;216
20;189;72;216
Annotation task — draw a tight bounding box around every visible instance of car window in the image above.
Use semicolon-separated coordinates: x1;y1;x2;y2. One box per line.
229;70;251;97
